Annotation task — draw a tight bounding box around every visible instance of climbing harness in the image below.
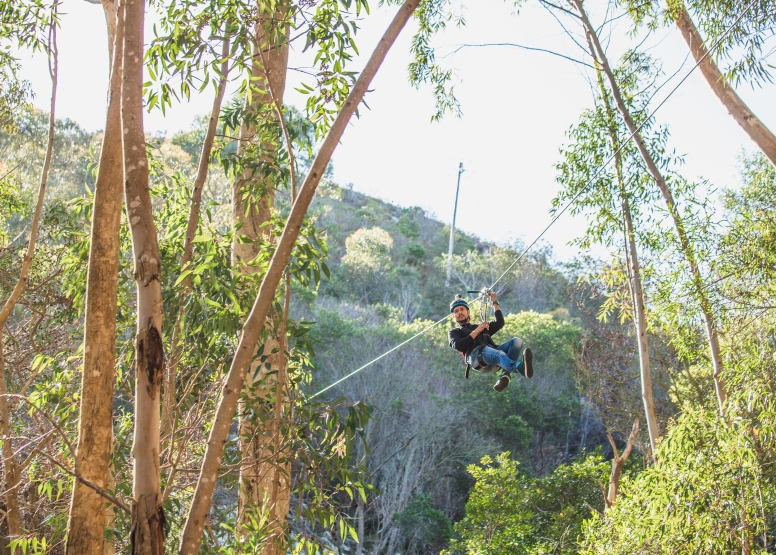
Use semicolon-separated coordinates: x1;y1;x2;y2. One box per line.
308;3;758;400
459;287;499;378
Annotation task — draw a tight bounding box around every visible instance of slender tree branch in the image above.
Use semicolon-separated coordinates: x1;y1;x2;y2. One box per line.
443;42;594;69
35;449;130;514
19;430;55;470
540;1;590;57
539;0;580;19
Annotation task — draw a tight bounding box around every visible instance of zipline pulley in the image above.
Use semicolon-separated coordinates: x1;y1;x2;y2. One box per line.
467;287;493;322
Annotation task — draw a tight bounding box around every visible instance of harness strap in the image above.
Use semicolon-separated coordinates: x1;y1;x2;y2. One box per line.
461;350;486;377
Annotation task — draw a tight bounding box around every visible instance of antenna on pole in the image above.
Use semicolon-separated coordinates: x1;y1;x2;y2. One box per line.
446;162;464;286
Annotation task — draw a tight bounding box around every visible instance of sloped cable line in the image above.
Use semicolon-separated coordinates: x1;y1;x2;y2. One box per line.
308;298;482;399
309;0;758;399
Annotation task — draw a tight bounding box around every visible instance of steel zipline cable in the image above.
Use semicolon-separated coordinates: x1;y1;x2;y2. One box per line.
309;0;758;400
308;312;459;399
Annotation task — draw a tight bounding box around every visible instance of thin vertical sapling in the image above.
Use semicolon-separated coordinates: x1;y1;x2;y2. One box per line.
0;2;58;541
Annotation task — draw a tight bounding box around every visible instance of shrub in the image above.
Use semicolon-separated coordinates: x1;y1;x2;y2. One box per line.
395;494;454;554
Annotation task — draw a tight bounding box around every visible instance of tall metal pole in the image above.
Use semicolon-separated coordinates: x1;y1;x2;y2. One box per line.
446;162;464;286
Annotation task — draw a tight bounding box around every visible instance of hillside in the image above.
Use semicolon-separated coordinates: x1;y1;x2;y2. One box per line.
1;109;620;554
8;101;776;555
271;176;626;553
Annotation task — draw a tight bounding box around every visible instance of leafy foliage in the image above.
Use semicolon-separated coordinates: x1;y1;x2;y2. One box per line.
146;0;369;138
0;52;32;134
342;227;394;272
622;0;776;87
394;494;454;553
581;330;776;554
4;0;776;552
445;451;609;555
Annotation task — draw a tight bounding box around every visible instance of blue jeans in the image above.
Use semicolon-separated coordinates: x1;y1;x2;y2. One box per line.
469;337;525;376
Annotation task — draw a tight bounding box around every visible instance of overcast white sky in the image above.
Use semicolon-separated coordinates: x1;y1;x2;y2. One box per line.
17;0;776;261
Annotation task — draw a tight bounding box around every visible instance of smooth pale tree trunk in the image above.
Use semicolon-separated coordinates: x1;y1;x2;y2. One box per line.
573;0;727;414
674;4;776;167
122;0;165;551
0;11;58;542
177;1;422;551
161;34;232;446
620;192;659;452
605;419;639;507
230;12;292;550
65;2;124;554
594;67;660;453
100;0;118;57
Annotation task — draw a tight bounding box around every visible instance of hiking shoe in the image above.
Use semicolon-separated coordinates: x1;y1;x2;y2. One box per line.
523;348;533;378
493;373;510;392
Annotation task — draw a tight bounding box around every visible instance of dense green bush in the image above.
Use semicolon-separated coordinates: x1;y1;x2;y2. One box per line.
445;451;609;555
395;494;454;554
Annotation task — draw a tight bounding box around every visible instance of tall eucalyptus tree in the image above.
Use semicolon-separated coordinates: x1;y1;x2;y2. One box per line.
554;54;664;452
567;0;727;414
65;0;125;552
122;0;166;550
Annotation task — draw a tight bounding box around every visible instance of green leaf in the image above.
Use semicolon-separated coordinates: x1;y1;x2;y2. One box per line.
174;269;193;286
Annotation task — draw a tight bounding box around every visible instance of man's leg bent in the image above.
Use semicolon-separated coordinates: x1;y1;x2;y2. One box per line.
480;345;518;372
498;337;523;361
496;337;528;375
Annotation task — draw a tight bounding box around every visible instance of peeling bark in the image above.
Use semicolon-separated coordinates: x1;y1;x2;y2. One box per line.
65;1;124;553
130;496;165;555
177;1;422;551
122;0;165;552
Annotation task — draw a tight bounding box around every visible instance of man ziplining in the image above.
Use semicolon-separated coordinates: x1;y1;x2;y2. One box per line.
448;291;534;392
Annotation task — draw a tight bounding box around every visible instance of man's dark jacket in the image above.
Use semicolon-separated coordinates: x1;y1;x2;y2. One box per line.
448;309;504;358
